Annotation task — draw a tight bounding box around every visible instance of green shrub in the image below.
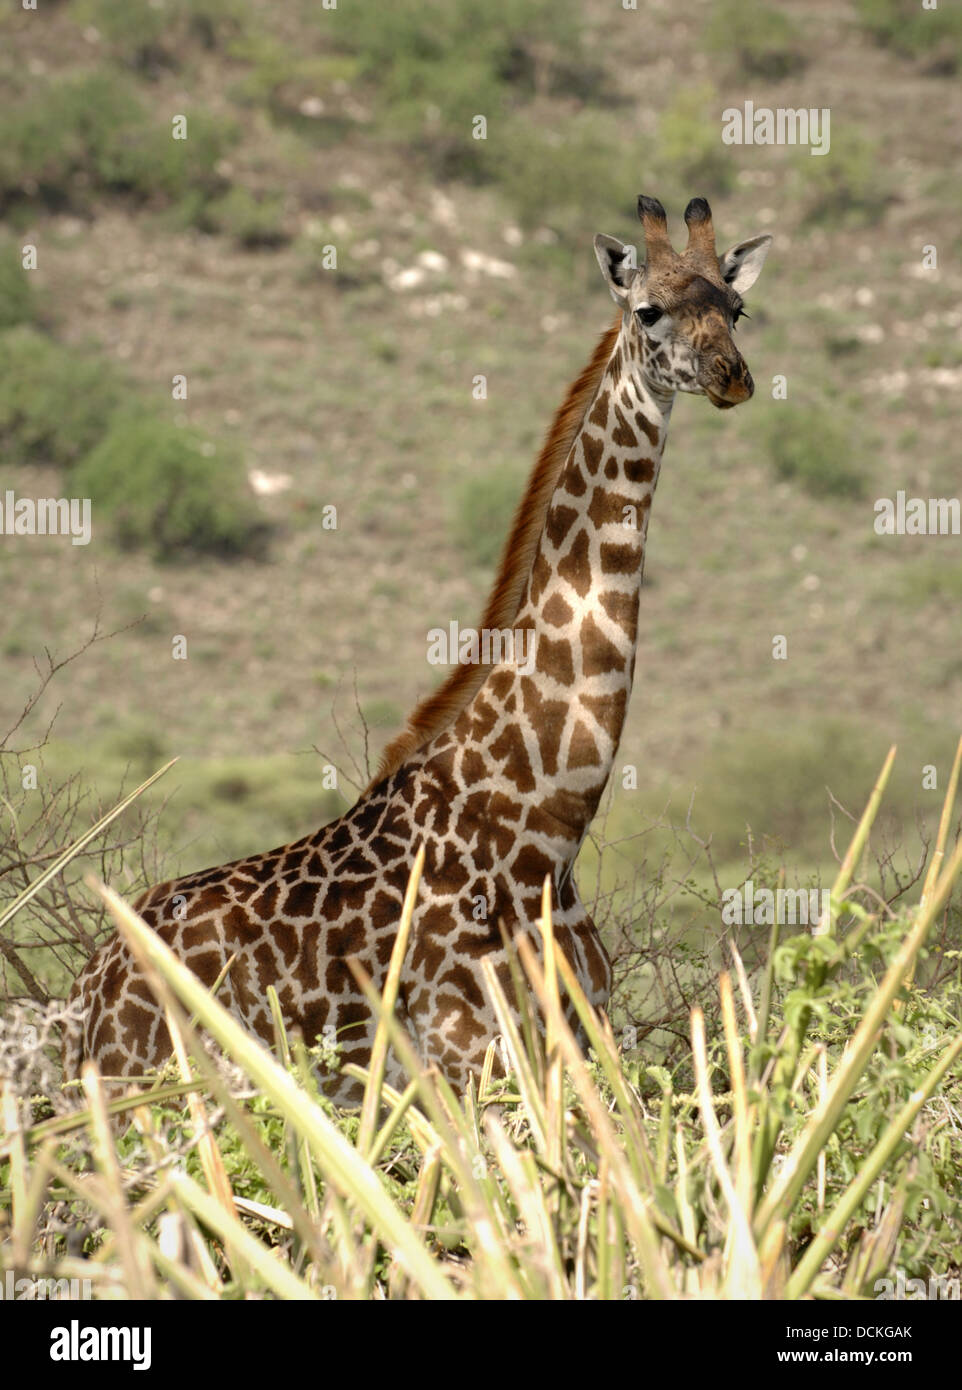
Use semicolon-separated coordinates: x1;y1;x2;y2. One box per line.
706;0;809;78
227;34;359;140
754;400;868;499
487;111;635;230
204;186;289;248
74;0;251;73
0;239;41;330
324;0;594;109
0;327;123;467
856;0;962;70
799;131;891;227
305;0;604;176
0;71;235;214
891;555;962;605
72;409;267;560
681;718;915;863
452;461;523;569
654;85;736;200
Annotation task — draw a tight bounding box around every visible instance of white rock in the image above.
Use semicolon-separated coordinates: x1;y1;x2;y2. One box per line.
249;469;293;497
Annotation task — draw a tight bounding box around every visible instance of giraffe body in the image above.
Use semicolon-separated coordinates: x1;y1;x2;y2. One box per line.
64;197;771;1095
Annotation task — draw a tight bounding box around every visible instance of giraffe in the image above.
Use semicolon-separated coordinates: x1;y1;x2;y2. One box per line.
63;196;771;1099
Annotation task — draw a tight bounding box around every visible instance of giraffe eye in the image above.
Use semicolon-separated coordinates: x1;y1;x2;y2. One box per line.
636;306;662;328
732;306;748;328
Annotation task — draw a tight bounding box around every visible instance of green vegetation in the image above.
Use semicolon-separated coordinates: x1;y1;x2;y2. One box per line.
653;84;736;201
0;327;263;560
74;0;251;72
0;70;235;217
0;0;959;1301
325;0;600;121
752;399;868;499
0;762;960;1299
0;327;123;468
453;461;522;569
662;718;917;863
204;185;289;248
799;131;892;227
856;0;962;69
887;554;962;606
706;0;809;80
73;410;266;560
0;238;41;330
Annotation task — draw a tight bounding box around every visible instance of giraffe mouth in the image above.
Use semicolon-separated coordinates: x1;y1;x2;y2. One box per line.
706;390;739;410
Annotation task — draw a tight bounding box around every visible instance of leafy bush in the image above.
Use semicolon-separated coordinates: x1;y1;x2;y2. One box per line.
890;555;962;606
0;70;235;215
706;0;809;78
293;0;607;182
324;0;596;113
0;329;265;559
799;131;891;228
204;186;289;248
452;461;524;569
654;85;736;200
754;400;868;499
71;409;267;560
0;239;41;330
682;716;917;864
0;327;123;467
856;0;962;71
226;34;359;141
1;753;959;1299
486;111;636;231
73;0;251;73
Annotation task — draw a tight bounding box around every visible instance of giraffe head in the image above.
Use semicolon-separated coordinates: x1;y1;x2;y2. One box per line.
594;195;772;408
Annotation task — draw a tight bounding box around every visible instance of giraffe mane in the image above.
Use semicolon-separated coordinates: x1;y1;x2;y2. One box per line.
367;313;621;790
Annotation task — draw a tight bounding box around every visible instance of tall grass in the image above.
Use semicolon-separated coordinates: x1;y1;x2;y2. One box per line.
1;745;960;1298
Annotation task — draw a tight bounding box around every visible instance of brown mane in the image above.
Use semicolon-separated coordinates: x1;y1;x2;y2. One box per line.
368;314;621;790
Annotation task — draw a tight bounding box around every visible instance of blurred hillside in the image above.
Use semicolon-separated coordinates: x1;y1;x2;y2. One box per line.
1;0;960;904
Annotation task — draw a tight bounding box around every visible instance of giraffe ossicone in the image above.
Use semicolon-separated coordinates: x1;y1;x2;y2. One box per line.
63;196;772;1099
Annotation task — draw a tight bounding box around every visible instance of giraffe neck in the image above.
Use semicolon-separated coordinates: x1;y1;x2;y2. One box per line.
444;324;674;863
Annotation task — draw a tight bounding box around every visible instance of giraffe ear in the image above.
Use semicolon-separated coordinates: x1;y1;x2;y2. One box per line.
594;233;639;306
717;234;773;293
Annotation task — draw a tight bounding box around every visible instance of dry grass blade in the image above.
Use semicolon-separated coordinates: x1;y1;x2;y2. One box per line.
0;759;177;938
514;934;674;1297
162;993;237;1222
96;880;459;1300
484;1110;567;1299
756;834;962;1236
785;1036;962;1298
691;1006;760;1298
357;843;424;1157
169;1171;320;1300
902;732;962;996
81;1062;154;1299
549;939;655;1190
537;876;565;1176
816;744;895;936
719;973;752;1217
1;1083;28;1251
478;956;548;1154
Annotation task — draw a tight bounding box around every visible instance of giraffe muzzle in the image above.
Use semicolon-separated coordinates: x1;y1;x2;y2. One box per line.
705;360;754;409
